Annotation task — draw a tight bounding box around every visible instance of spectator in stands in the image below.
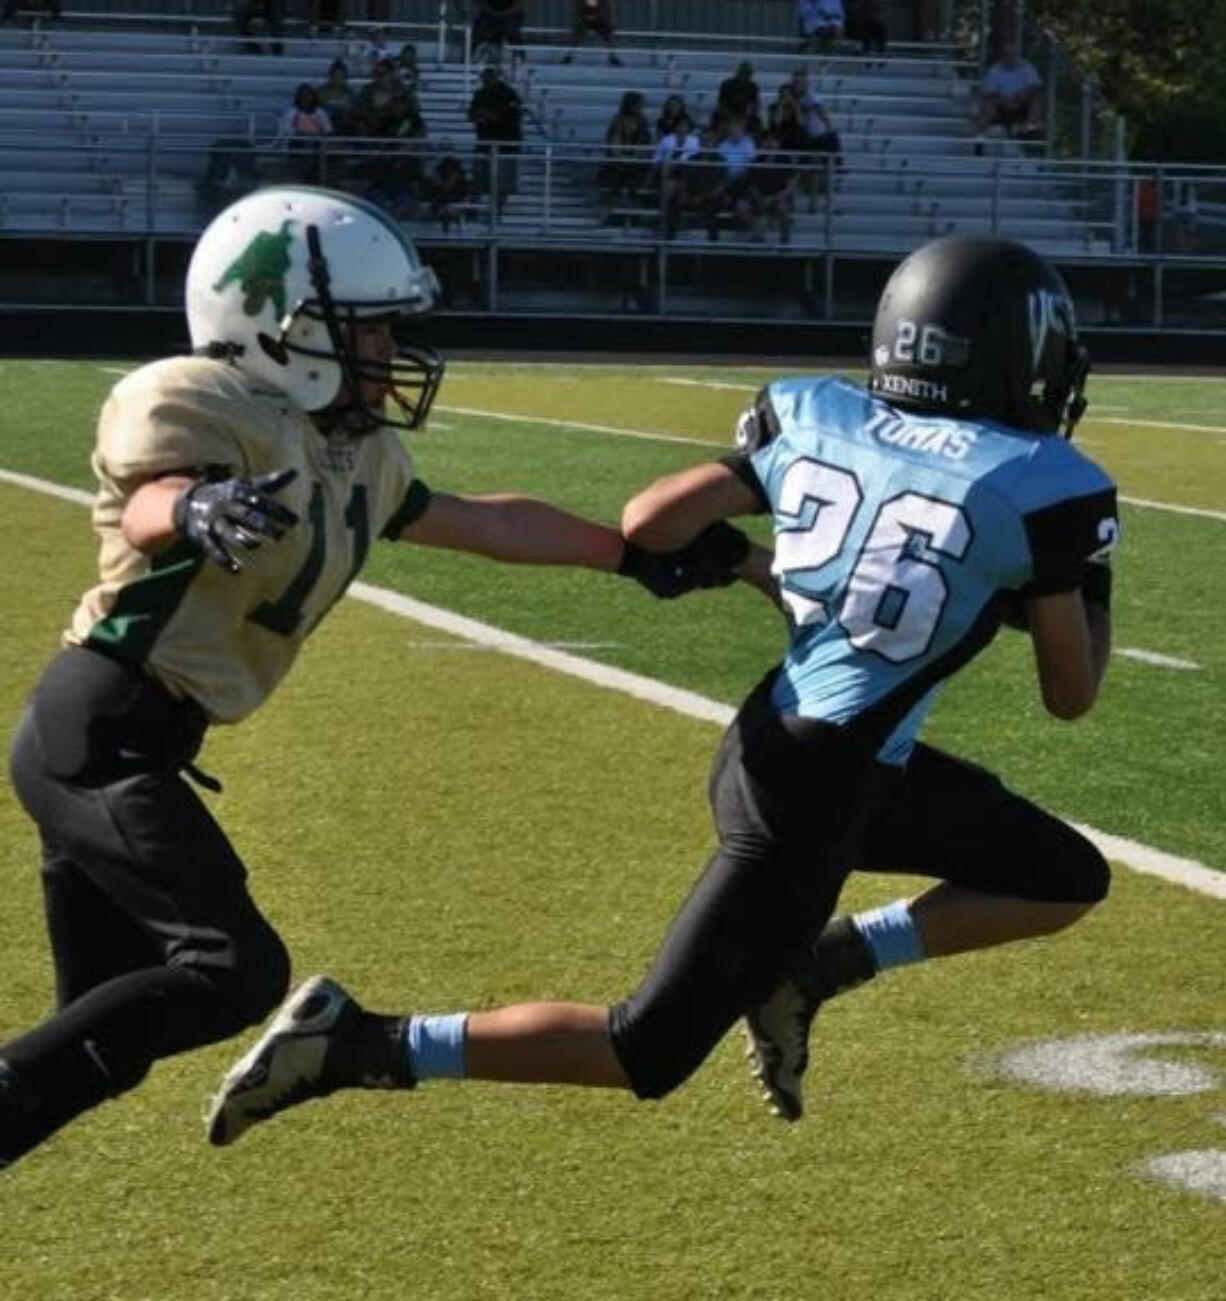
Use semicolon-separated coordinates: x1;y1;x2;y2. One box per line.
652;110;701;171
797;0;843;52
359;58;410;136
279;83;333;183
234;0;284;55
563;0;623;66
430;154;472;230
317;59;363;135
599;90;651;206
398;42;420;88
655;94;688;142
716;61;761;133
787;69;842;207
280;82;334;140
971;40;1044;139
790;68;842;160
768;83;810;157
673;128;729;241
845;0;887;55
469;65;523;211
651;112;702;237
748;130;797;243
365;26;397;70
472;0;525;64
714;116;758;240
715;114;756;194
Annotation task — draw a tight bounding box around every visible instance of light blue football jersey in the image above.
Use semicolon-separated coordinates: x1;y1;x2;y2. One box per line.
744;376;1119;765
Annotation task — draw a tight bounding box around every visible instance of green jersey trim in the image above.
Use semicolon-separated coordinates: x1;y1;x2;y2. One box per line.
84;541;205;664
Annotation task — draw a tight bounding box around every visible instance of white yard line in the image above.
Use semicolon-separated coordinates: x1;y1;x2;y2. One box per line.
656;377;759;392
1117;648;1201;670
435;404;711;447
1068;826;1226;901
399;639;625;651
1096;417;1226;435
2;464;1221;901
1118;495;1226;523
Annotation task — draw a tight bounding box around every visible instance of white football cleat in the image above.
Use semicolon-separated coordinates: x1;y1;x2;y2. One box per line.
743;979;819;1123
206;974;357;1147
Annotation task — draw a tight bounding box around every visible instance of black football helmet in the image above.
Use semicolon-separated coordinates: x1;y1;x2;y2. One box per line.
869;235;1090;437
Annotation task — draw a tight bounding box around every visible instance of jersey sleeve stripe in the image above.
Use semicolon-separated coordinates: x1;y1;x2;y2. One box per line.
381;477;433;539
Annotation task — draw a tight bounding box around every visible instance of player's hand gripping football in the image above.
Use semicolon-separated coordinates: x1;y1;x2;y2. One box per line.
173;467;300;574
618;522;750;599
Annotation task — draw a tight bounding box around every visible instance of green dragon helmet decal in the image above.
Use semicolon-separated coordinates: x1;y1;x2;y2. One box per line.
211;220;296;319
186;187;444;430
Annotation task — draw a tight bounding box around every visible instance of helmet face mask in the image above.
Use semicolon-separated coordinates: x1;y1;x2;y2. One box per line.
186;186;445;432
869;235;1089;438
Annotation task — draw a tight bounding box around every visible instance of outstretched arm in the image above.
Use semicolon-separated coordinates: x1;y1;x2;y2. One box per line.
622;459;775;600
398;490;624;570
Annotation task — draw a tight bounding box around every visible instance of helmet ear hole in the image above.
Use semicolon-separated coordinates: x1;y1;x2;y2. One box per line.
257;333;290;367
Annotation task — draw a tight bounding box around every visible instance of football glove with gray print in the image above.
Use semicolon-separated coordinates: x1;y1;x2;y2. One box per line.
173;467;300;574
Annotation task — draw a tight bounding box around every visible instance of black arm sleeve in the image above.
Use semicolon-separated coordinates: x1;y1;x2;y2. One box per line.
380;478;433;539
1020;486;1118;596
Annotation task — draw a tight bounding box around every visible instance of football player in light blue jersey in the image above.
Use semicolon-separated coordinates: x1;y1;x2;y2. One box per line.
204;236;1118;1145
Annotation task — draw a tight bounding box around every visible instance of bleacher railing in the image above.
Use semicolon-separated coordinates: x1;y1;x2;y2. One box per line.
2;136;1225;326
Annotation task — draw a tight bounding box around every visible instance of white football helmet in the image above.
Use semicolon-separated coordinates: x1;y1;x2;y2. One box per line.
185;185;444;429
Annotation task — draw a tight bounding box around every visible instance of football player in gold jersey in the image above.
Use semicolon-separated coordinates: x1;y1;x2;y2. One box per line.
1;186;749;1169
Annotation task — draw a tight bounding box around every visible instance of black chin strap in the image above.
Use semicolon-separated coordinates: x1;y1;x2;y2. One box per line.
305;222;366;420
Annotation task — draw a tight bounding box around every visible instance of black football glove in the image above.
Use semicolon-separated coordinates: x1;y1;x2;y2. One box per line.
618;523;750;600
173;467;300;574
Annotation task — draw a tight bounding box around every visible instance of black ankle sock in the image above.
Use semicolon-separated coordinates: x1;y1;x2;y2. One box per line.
793;916;878;1003
321;1011;412;1089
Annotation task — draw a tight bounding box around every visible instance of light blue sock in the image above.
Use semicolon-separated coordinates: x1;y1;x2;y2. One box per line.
851;900;925;972
405;1013;469;1082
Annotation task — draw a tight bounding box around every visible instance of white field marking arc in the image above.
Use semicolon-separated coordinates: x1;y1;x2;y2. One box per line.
431;405;1226;522
2;464;1222;901
1116;648;1201;670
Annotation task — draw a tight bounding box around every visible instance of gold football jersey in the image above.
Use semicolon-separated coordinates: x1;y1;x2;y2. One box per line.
68;356;421;723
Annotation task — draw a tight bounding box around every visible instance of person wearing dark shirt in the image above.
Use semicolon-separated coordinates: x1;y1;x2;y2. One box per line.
599;90;651;204
717;61;761;131
468;65;523;210
748;131;797;243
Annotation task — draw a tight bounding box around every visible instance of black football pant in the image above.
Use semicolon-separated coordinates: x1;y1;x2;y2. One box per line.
2;647;289;1162
611;673;1109;1099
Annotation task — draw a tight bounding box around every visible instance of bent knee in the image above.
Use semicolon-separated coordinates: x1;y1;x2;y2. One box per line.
195;926;291;1032
609;997;717;1101
1061;838;1111;906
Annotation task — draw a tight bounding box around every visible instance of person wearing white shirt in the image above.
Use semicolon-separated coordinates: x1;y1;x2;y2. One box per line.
797;0;843;51
972;41;1044;138
652;117;701;168
716;116;757;182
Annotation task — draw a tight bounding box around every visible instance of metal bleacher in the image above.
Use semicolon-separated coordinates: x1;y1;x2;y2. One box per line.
500;45;1109;255
0;19;1114;257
